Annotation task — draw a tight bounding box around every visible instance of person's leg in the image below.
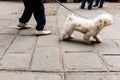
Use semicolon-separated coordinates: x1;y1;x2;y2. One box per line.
33;0;46;30
88;0;93;10
80;0;86;9
98;0;104;8
93;0;100;7
33;0;51;35
19;0;33;24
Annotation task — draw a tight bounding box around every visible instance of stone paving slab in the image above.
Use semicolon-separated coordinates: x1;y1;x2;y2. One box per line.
115;40;120;48
46;16;58;35
0;71;63;80
104;3;120;17
0;14;19;20
66;73;120;80
0;25;4;30
0;53;31;70
0;29;19;35
104;56;120;71
0;2;22;20
30;46;62;71
63;52;107;71
99;25;120;40
37;35;59;47
66;73;109;80
18;28;35;36
0;35;15;58
56;15;66;32
6;20;21;29
94;40;120;55
0;20;11;26
7;36;36;53
0;35;15;47
0;47;6;58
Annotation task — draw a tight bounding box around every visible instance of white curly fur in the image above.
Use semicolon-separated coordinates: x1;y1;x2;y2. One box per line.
60;13;113;44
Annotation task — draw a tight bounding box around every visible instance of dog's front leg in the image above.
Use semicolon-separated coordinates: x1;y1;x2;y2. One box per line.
59;32;74;40
67;30;74;39
83;32;92;44
59;32;66;40
93;35;102;43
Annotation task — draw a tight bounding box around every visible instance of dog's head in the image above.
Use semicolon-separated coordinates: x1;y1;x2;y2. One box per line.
97;13;113;28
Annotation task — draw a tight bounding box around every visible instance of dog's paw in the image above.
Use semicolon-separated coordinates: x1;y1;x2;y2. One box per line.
96;37;102;43
96;40;102;43
94;35;102;43
59;35;65;41
65;35;74;40
70;35;74;39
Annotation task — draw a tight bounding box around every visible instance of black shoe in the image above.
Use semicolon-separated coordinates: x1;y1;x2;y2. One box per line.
98;6;103;8
88;7;92;10
80;7;84;9
93;5;98;7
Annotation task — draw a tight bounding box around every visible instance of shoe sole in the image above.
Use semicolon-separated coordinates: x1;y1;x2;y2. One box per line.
17;25;31;29
35;33;51;36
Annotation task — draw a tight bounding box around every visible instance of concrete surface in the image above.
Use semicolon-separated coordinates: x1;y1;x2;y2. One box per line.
0;1;120;80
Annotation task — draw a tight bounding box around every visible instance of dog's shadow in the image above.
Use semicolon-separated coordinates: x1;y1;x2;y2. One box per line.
61;38;101;45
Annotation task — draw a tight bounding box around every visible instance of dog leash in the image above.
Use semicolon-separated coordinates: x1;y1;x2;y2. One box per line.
55;0;88;18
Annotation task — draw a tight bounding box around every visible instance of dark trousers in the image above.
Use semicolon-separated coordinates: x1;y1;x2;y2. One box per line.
81;0;93;9
94;0;104;7
19;0;46;30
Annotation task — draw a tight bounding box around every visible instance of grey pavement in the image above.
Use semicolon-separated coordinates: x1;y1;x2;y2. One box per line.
0;1;120;80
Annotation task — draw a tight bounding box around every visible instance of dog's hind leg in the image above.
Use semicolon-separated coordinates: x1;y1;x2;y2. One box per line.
93;35;102;43
83;32;92;44
67;30;74;39
59;30;74;40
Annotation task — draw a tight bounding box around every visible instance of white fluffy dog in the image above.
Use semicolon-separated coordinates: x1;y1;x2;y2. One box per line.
59;13;113;44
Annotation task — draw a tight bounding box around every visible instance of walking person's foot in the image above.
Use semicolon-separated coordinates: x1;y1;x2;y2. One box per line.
17;23;31;28
35;29;51;36
80;6;84;9
88;8;92;10
88;7;92;10
98;6;103;8
93;5;98;7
